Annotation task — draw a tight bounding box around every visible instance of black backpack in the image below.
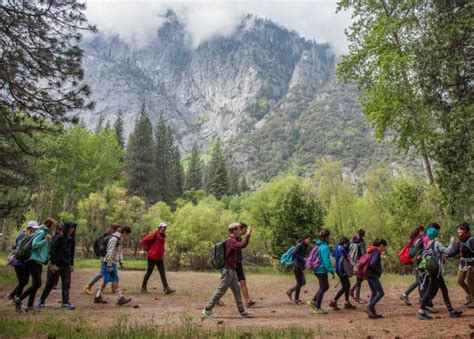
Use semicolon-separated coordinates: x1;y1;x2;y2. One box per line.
93;233;107;258
15;235;34;261
98;235;119;257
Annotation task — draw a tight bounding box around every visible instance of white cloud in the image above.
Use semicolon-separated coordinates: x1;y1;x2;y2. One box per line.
85;0;352;54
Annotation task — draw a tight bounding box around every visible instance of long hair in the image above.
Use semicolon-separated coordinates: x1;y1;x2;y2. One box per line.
410;225;425;240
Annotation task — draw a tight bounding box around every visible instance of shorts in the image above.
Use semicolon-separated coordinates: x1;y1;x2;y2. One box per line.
102;263;119;283
236;263;246;281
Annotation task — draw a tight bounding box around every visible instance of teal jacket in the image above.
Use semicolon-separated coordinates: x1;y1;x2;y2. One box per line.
314;240;335;274
28;226;51;265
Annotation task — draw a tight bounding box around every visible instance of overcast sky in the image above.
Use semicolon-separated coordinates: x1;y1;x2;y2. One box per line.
85;1;352;55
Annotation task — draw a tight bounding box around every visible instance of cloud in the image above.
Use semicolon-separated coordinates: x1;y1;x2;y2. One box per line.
85;0;352;54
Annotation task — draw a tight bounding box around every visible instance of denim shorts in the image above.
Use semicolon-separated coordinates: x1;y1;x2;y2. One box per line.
102;263;119;283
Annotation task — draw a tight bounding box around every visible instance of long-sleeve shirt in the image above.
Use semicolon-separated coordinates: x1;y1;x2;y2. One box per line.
333;244;349;274
314;240;334;274
293;242;308;269
104;232;123;266
224;235;250;270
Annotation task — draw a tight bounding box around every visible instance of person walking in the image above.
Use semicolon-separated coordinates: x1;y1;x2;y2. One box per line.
286;235;310;305
349;229;367;303
330;237;356;311
400;225;425;306
141;223;175;295
452;222;474;308
365;239;387;319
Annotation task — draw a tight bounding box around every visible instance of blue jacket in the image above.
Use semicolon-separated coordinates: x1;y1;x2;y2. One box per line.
315;240;334;274
332;244;348;274
368;246;382;278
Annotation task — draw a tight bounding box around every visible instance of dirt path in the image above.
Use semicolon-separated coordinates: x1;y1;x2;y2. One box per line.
1;268;473;338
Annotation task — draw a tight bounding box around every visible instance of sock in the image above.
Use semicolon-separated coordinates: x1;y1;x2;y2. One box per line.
115;289;123;300
95;288;102;298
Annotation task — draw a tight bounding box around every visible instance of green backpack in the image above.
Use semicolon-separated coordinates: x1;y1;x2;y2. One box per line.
210;240;226;270
419;242;439;276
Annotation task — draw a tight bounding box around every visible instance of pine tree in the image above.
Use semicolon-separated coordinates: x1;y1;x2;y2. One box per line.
184;144;203;191
239;177;250;193
125;104;154;201
172;145;185;199
114;111;125;148
206;140;229;199
154;117;177;204
228;166;239;195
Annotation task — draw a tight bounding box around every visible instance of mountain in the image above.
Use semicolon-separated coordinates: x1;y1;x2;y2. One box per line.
78;12;400;185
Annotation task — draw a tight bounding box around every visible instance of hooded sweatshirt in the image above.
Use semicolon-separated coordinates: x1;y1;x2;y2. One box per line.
28;225;52;265
367;246;383;278
314;240;334;274
141;230;166;260
333;244;349;274
50;221;76;267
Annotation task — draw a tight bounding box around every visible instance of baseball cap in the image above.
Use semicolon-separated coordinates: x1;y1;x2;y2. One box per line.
27;221;39;229
158;223;168;228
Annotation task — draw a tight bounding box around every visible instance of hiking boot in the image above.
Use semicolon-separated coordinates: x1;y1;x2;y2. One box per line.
286;290;293;301
62;303;75;310
344;302;356;310
83;285;93;295
307;300;316;308
93;296;107;304
216;300;225;307
365;306;377;319
141;287;149;294
425;306;438;314
293;299;304;305
164;286;176;295
312;307;328;315
465;301;474;308
329;300;340;310
239;310;254;318
246;300;257;308
399;293;411;306
449;310;463;318
416;310;433;320
202;308;217;318
117;296;132;306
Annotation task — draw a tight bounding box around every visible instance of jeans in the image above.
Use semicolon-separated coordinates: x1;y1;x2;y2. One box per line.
334;273;351;302
313;273;329;308
87;257;104;289
404;268;421;297
351;276;363;299
142;258;168;289
420;274;452;311
9;265;30;299
206;268;245;312
457;267;474;299
289;266;306;300
40;266;72;304
368;276;384;307
19;260;43;307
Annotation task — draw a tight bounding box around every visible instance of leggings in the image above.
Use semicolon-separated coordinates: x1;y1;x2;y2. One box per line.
313;273;329;308
334;273;351;302
368;276;385;307
9;265;30;299
420;274;452;311
142;258;168;289
289;266;306;300
19;260;43;307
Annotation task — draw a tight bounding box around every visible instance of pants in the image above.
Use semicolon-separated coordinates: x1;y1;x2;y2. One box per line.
205;268;244;312
351;276;363;299
457;267;474;299
289;266;306;300
87;258;104;288
368;276;385;307
420;274;452;311
404;268;421;297
334;273;351;302
9;265;30;299
313;273;329;308
19;260;43;307
142;258;168;289
40;266;72;304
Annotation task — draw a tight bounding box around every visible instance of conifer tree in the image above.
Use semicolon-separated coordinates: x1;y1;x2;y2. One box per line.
172;145;185;199
206;140;229;199
114;111;125;148
228;166;239;195
239;177;250;193
184;144;203;191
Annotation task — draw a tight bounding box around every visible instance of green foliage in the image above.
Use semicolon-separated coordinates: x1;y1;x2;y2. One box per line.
184;144;203;191
205;140;229;199
114;111;125;149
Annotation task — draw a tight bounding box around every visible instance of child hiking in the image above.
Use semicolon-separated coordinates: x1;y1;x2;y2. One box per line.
365;239;387;319
330;237;356;311
286;235;311;305
400;225;425;306
94;226;132;306
349;229;367;303
141;222;175;295
202;223;253;319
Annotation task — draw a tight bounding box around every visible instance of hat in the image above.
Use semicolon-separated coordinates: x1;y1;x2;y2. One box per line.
426;227;439;240
27;221;39;229
158;223;168;228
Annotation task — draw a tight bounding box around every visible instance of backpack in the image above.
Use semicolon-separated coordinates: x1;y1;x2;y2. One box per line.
305;246;321;271
461;236;474;253
15;235;34;261
280;246;296;266
398;245;412;266
419;242;439;276
409;240;423;258
93;233;108;258
210;240;226;270
98;235;119;258
340;256;354;278
355;252;373;280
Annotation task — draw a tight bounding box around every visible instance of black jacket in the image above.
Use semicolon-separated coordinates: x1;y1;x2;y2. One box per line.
293;242;308;269
50;221;77;267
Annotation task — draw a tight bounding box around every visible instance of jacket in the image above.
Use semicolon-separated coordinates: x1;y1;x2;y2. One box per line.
349;237;366;262
333;244;349;274
141;230;165;260
50;222;76;267
28;226;52;265
314;240;334;274
293;242;308;269
224;235;250;270
367;246;382;278
104;232;123;266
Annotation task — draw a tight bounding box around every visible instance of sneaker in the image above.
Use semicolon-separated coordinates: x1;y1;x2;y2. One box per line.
93;296;107;304
83;285;93;295
202;308;217;318
344;302;356;310
286;290;293;301
239;310;254;318
117;296;132;306
62;303;75;310
307;300;316;308
425;306;438;314
312;307;328;315
449;310;463;318
141;287;149;294
164;287;176;295
329;301;340;310
293;299;304;305
216;300;225;307
416;310;433;320
13;298;22;313
399;293;411;306
37;300;45;309
7;295;15;303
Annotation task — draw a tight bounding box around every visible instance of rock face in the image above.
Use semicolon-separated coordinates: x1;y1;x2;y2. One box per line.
79;13;398;185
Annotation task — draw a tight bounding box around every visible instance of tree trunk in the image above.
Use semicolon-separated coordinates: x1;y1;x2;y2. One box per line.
419;141;434;185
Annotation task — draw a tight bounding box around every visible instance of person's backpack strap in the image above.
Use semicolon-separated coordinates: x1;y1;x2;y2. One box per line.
465;236;474;252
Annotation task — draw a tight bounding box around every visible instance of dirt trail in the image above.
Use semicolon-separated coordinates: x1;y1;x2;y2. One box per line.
1;269;473;338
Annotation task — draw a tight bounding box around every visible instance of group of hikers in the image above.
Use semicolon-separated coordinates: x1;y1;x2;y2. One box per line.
6;217;474;322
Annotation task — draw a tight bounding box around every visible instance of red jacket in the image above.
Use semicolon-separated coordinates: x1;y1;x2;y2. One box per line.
141;231;165;260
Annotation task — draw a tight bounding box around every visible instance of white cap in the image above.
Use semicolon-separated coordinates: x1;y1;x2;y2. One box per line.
27;221;39;229
158;222;168;228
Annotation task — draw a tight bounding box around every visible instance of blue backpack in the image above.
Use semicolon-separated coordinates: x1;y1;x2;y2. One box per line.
280;246;296;266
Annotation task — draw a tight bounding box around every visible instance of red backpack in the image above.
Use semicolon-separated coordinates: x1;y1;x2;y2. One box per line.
355;252;373;280
398;245;412;266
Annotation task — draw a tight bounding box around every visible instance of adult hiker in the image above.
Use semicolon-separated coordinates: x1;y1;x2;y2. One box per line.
330;237;356;311
286;235;311;305
202;223;253;318
349;229;367;303
141;222;175;295
400;225;425;306
451;222;474;308
365;239;387;319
